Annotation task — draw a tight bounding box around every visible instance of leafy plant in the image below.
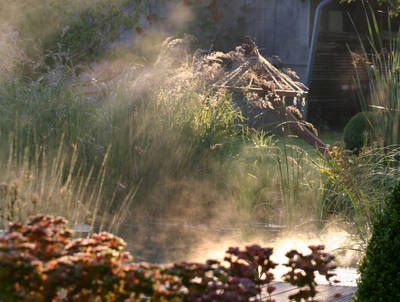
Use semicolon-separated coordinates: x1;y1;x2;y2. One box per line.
283;245;337;302
169;245;277;302
0;214;338;302
343;111;378;152
355;182;400;301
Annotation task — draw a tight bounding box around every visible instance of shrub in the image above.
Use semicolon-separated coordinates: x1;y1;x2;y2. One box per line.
0;214;338;302
343;112;377;152
355;182;400;301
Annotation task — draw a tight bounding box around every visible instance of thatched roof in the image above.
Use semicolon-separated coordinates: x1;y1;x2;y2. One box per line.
211;38;308;99
202;38;327;153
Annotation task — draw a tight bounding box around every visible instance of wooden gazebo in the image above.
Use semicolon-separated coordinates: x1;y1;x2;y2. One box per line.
211;39;327;153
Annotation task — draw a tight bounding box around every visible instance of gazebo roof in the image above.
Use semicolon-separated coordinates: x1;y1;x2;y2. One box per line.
207;39;327;153
211;41;308;99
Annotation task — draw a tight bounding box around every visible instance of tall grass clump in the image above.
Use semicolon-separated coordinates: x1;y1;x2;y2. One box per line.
0;137;136;234
317;145;400;248
89;76;246;216
354;3;400;146
220;134;324;229
276;143;323;226
0;42;249;237
309;3;400;250
0;74;94;154
0;62;135;235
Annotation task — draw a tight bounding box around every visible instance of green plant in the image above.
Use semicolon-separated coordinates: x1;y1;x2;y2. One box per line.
42;0;146;66
0;138;135;234
343;112;378;152
0;44;255;252
218;134;325;230
0;0;150;74
347;2;400;147
0;1;364;267
343;0;400;16
90;80;245;204
0;0;233;76
317;145;400;248
355;182;400;301
0;75;94;151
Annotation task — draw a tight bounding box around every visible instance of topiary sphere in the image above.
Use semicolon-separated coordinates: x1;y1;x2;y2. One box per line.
354;182;400;301
343;112;376;152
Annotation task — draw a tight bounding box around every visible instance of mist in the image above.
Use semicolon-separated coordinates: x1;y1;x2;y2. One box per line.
0;0;362;277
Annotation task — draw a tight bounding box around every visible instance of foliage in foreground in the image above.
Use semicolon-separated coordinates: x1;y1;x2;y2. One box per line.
0;215;340;302
355;182;400;301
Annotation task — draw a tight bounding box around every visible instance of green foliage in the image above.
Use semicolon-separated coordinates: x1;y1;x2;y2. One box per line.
275;143;322;227
42;0;143;65
0;137;135;234
1;0;233;73
90;83;245;199
0;76;94;150
317;145;400;247
355;182;400;301
342;0;400;16
0;65;257;236
0;63;331;247
0;0;150;75
1;0;385;265
346;2;400;146
343;112;377;152
0;215;337;302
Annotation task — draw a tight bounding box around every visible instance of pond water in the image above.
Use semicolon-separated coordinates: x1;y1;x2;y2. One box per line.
116;218;360;285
